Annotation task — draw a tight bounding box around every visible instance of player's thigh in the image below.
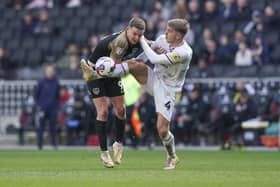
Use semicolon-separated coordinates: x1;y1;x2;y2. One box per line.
127;60;148;85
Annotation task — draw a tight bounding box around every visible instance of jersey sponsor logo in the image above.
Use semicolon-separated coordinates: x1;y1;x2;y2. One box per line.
92;88;100;95
171;53;181;62
164;101;171;111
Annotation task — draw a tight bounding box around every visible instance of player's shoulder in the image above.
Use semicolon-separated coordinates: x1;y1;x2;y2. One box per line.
176;41;193;56
111;31;128;48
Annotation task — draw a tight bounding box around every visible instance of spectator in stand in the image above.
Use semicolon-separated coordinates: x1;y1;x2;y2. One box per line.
172;0;188;19
174;86;210;145
219;0;236;21
34;9;53;35
26;0;49;9
81;45;90;58
235;0;251;21
233;30;247;52
234;42;253;66
218;34;234;64
88;35;99;52
263;5;279;30
187;0;201;23
62;55;81;79
56;43;79;71
155;19;167;38
231;91;257;146
196;58;213;78
20;12;36;38
145;20;158;41
184;23;195;46
7;0;27;10
252;36;269;65
147;1;170;23
244;10;262;35
0;47;15;79
199;27;214;52
204;39;223;64
203;0;218;23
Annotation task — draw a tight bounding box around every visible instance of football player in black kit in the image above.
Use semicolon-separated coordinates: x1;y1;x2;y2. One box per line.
80;18;145;168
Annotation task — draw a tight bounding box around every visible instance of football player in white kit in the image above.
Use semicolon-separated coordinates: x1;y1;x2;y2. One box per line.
81;18;192;170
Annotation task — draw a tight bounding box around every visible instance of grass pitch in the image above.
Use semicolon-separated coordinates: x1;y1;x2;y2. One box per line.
0;149;279;187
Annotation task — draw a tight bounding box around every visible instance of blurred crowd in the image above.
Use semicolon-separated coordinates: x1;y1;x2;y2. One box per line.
17;79;280;147
0;0;280;79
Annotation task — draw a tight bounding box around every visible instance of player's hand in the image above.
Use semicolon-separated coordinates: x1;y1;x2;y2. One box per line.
155;47;167;54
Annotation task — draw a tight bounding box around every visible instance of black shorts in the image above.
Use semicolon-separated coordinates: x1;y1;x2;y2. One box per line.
87;78;124;98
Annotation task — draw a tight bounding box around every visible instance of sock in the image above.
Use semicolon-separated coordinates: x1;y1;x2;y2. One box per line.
110;63;129;77
115;117;125;144
95;120;107;151
162;131;176;157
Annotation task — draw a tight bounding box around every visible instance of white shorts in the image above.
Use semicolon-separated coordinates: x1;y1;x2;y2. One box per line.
143;67;176;122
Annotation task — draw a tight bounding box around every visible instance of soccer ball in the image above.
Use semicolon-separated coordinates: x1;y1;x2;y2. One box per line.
95;57;115;77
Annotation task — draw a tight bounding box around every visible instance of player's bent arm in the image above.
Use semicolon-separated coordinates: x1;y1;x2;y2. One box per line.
140;36;178;65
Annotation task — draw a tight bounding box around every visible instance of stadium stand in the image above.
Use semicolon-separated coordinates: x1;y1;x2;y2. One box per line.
0;0;279;147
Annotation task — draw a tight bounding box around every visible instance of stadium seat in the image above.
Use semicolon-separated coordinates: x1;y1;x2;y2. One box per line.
220;22;235;36
54;17;67;29
266;32;279;49
143;0;156;13
97;18;112;33
270;46;280;64
68;17;82;30
26;49;43;67
120;7;133;20
11;50;26;66
74;29;89;45
49;38;66;57
21;38;36;50
240;66;257;77
114;0;128;8
8;19;21;32
36;37;51;52
107;7;120;21
61;29;74;43
251;0;265;10
6;38;20;52
76;6;91;19
48;7;60;19
130;0;142;9
83;17;98;33
91;6;104;19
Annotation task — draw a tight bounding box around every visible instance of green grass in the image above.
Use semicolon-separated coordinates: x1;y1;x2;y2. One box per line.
0;150;279;187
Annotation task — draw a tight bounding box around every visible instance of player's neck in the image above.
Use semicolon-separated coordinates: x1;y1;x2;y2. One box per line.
169;40;184;49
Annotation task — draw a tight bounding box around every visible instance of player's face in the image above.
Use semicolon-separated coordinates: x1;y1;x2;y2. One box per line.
165;26;181;44
126;26;144;45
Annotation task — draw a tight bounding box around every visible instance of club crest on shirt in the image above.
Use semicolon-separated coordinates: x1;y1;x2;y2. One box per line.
116;47;124;56
92;88;100;95
171;53;181;62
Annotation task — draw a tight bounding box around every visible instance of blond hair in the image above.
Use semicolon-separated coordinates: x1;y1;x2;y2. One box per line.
167;18;189;35
128;17;146;30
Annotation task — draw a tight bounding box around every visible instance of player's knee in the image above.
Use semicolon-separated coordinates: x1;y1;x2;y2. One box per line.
97;109;108;120
115;105;126;119
157;126;168;139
